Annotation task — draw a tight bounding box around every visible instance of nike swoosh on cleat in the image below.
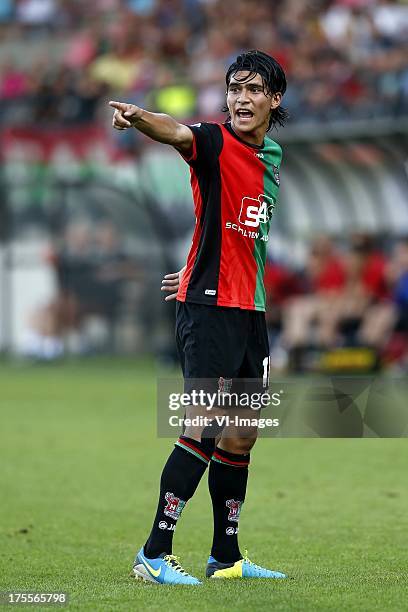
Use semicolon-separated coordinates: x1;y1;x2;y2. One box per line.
139;553;162;578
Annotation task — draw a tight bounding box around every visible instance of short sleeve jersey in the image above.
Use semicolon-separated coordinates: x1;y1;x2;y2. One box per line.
176;122;282;311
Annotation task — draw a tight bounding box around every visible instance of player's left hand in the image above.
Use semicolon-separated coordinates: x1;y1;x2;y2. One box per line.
161;266;186;301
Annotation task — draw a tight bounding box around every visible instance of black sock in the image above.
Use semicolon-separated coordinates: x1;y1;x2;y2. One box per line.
208;446;250;564
144;437;210;558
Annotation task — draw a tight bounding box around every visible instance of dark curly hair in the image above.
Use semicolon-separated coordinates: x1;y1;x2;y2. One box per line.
223;50;288;131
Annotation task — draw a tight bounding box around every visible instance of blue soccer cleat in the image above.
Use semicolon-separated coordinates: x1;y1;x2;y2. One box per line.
206;550;287;579
132;547;201;585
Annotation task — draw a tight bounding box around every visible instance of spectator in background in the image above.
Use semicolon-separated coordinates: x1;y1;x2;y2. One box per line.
348;233;388;299
283;235;346;352
381;237;408;367
282;233;398;370
265;258;301;333
391;237;408;329
372;0;408;43
0;0;13;21
63;25;99;70
126;0;156;16
264;257;302;370
16;0;56;26
23;220;137;359
293;233;392;351
0;60;29;100
91;220;137;338
335;233;391;348
24;220;93;359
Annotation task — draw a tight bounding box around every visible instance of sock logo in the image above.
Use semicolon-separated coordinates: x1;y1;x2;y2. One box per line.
164;492;186;521
226;526;239;535
226;499;243;523
159;521;175;531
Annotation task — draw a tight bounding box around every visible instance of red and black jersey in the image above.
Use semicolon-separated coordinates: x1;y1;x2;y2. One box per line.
176;122;282;311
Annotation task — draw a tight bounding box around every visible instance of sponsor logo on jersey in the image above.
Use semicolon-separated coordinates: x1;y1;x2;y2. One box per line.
224;222;269;241
205;289;216;296
255;152;264;159
238;194;275;229
164;492;186;521
226;499;243;522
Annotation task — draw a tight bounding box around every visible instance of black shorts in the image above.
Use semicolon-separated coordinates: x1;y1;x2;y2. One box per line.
175;301;270;395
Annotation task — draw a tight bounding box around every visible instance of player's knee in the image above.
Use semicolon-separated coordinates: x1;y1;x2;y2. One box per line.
183;425;204;442
183;418;223;454
181;430;218;459
220;434;257;454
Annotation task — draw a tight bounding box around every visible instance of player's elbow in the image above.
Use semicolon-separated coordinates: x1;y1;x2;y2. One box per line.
173;123;194;154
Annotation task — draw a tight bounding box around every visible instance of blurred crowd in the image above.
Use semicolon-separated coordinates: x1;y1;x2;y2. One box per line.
265;233;408;371
1;0;408;131
23;221;408;372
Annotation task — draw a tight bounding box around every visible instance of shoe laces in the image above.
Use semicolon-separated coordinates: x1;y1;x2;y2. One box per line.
243;549;254;565
243;550;262;572
163;554;189;576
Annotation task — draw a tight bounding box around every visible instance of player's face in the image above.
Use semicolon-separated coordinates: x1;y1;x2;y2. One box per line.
227;72;281;144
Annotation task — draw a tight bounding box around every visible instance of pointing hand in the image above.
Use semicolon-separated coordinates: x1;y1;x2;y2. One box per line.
109;100;143;130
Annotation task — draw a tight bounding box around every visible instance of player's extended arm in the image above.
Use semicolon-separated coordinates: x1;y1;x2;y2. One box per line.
109;101;193;156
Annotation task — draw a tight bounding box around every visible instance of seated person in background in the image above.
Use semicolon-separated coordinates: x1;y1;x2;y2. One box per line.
25;220;135;359
283;234;346;350
295;233;392;350
264;257;301;336
380;238;408;367
85;221;134;327
391;238;408;332
25;221;93;359
349;233;394;349
299;232;393;351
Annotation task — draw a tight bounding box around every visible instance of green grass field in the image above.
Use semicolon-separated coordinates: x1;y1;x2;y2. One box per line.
1;359;407;611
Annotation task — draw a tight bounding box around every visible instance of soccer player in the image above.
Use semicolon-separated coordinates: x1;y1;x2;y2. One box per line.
110;50;288;585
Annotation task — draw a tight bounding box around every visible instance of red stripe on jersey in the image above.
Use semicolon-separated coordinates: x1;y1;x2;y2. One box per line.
177;167;203;301
217;125;265;309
